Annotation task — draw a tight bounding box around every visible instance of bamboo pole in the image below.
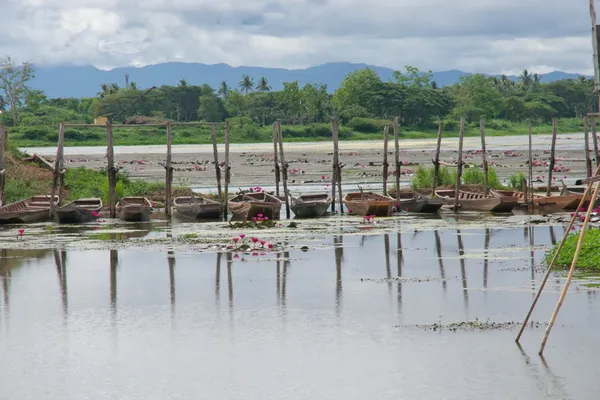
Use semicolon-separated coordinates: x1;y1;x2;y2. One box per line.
272;124;281;198
50;123;65;216
223;121;230;217
528;122;534;207
516;163;600;343
106;122;117;218
332;118;344;213
547;119;558;196
453;118;465;212
393;117;401;203
165;122;173;218
382;124;389;196
210;124;223;206
480;119;489;194
330;120;337;212
590;0;600;108
539;178;600;355
0;123;6;205
277;120;291;219
432;121;444;197
584;116;593;178
592;117;600;167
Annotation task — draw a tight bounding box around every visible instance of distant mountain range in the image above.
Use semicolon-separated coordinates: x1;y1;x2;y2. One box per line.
29;62;590;99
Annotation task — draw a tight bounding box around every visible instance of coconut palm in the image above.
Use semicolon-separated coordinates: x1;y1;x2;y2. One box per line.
97;84;109;99
179;79;189;88
519;69;533;90
218;81;230;98
255;77;271;92
239;74;254;94
578;75;587;85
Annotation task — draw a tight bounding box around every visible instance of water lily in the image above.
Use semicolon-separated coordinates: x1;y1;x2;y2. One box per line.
260;239;266;247
91;211;100;217
251;237;259;244
264;216;269;221
233;253;240;259
17;229;24;239
233;237;240;243
268;243;274;250
239;234;246;239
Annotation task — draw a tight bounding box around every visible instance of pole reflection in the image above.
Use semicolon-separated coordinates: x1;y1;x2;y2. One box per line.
334;235;344;314
483;228;490;289
456;229;469;312
396;232;403;313
53;249;68;316
434;231;447;292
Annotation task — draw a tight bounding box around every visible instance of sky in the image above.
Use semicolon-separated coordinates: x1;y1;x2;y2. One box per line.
0;0;595;74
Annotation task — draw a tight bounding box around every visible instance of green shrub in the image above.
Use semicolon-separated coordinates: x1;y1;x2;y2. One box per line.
509;172;526;190
545;229;600;270
411;165;457;189
21;127;50;140
462;166;502;189
346;117;389;133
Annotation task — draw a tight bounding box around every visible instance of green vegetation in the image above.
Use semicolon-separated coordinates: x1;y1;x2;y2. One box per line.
545;229;600;270
0;56;594;146
462;166;503;189
508;172;527;190
411;165;502;190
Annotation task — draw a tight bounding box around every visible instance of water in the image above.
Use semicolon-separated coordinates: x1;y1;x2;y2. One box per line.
0;223;599;399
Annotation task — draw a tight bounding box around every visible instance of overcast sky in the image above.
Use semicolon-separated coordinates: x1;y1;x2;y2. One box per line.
0;0;595;73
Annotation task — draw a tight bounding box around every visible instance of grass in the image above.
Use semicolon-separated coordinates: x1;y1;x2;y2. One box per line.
411;165;503;190
508;172;526;190
8;118;586;147
545;228;600;270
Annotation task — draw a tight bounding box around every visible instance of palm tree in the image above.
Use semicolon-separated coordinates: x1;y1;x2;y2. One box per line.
519;69;533;90
129;81;139;90
178;79;189;88
108;83;120;94
255;77;271;92
217;81;230;98
97;84;109;99
239;74;254;94
431;81;438;89
578;76;587;85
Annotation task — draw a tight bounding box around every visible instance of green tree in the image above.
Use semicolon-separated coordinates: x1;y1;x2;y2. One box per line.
198;93;222;121
255;77;271;92
0;56;35;128
452;74;503;122
278;81;303;124
332;68;382;117
240;75;254;94
218;81;230;98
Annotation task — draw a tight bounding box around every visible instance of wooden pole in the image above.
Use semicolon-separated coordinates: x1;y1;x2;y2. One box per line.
223;121;230;217
590;0;600;109
584;116;593;178
539;178;600;355
382;124;389;196
393;117;401;203
432;121;444;196
106;122;117;218
210;124;223;206
332;118;344;213
272;124;281;198
50;123;65;216
480;119;489;194
453;118;465;212
528;121;534;206
165;122;173;218
330;119;337;213
277;120;291;218
0;123;6;205
592;117;600;167
547;119;558;196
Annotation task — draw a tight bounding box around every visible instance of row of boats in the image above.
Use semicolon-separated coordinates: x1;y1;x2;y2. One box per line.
0;186;589;225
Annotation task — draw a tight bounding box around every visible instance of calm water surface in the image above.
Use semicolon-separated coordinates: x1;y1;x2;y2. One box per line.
0;224;599;399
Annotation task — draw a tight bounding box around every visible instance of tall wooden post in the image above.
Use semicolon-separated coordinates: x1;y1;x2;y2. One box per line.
453;118;465;212
528;121;534;206
432;121;443;196
393;117;401;203
584;116;593;178
165;122;173;218
480;119;489;194
0;123;6;205
106;122;117;218
382;124;389;196
332;118;344;213
272;124;281;197
592;117;600;167
590;0;600;111
50;123;65;216
223;121;230;217
277;120;290;218
547;118;558;196
210;124;222;205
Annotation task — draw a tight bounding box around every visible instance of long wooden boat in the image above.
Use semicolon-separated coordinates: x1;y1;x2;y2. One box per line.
174;195;221;219
228;192;283;220
0;195;59;224
116;197;152;222
290;194;332;218
396;191;443;213
55;198;103;224
435;189;517;213
490;189;582;210
344;192;396;217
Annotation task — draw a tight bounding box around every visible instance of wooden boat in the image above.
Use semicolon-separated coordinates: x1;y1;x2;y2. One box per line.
54;198;103;224
396;191;443;213
490;189;582;210
116;197;152;222
290;194;332;218
228;192;283;220
0;195;59;224
344;192;396;217
435;189;517;213
174;195;221;219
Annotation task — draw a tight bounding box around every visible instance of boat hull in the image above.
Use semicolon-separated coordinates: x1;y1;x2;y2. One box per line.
229;201;282;220
55;208;98;224
0;209;52;224
399;197;443;213
344;200;395;217
175;205;222;219
119;207;151;222
291;202;331;218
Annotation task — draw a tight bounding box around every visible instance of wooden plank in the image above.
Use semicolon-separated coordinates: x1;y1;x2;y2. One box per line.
277;120;291;218
432;121;444;196
547;119;558;195
393;117;400;203
165;122;173;218
382;124;389;196
106;122;117;218
210;124;222;206
480;120;489;194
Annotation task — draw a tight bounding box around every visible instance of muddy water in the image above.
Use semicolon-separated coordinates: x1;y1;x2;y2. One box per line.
0;221;599;399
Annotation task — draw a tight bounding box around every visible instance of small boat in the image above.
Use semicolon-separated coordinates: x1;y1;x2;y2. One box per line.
395;191;443;213
490;190;583;210
344;192;396;217
116;197;152;222
228;192;283;220
0;195;60;224
290;194;332;218
436;189;517;213
54;198;103;224
174;195;222;219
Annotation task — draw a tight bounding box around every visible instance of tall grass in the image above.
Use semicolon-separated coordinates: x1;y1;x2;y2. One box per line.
411;165;503;189
462;166;503;189
508;172;526;190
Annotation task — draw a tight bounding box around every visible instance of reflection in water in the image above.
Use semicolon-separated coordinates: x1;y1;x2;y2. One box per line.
517;343;570;398
282;251;289;312
215;252;222;310
53;250;68;316
334;235;344;314
434;231;447;292
396;232;403;312
110;250;118;314
529;226;535;295
384;234;392;299
456;229;469;312
549;226;557;245
226;252;233;316
483;228;490;289
168;252;176;316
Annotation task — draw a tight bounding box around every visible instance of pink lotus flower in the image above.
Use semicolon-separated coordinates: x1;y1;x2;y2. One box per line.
257;213;263;218
252;252;259;256
251;237;259;244
233;237;240;243
18;229;24;235
252;217;257;222
239;234;246;239
268;243;274;249
233;254;240;259
348;209;352;213
260;240;266;247
322;175;326;180
264;216;269;221
91;211;99;217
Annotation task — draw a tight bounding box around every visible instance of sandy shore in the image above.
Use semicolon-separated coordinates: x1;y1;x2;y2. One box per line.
21;133;593;191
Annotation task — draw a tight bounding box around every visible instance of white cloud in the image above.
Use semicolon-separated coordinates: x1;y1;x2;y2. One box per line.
0;0;594;73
